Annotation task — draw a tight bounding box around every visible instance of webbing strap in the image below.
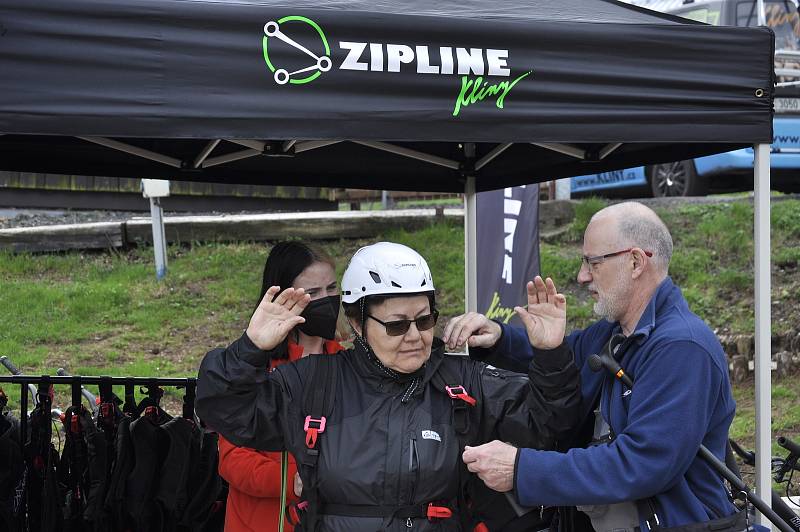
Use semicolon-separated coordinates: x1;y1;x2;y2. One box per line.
123;382;137;417
298;355;339;531
431;364;474;435
302;356;337;456
279;451;288;532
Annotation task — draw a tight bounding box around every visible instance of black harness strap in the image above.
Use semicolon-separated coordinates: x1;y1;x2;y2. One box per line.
431;362;475;435
430;361;478;531
122;382;137;418
182;381;196;421
298;355;339;531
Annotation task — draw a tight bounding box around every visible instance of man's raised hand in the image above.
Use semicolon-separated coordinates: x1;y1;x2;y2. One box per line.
245;286;311;351
514;276;566;350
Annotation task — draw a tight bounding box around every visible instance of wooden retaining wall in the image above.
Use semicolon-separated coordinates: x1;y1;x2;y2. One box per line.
0;209;463;253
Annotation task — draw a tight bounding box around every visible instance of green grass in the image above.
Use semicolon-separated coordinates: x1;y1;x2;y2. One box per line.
656;199;800;335
384;222;465;317
565;197;607;242
729;375;800;492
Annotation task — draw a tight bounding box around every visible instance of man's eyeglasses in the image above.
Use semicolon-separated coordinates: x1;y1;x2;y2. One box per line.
581;248;653;268
368;311;439;337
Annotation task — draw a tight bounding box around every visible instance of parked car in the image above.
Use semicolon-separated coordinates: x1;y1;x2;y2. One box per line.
573;0;800;197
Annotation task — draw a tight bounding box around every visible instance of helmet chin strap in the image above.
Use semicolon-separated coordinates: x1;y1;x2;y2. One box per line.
348;296;372;357
359;297;368;344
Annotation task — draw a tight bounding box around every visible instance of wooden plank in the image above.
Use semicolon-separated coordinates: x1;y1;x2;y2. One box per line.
0;172;19;187
333;189;461;202
44;173;71;190
0;210;460;252
12;173;36;189
93;176;116;192
125;209;463;245
72;175;90;190
174;181;194;195
118;177;141;193
0;222;125;252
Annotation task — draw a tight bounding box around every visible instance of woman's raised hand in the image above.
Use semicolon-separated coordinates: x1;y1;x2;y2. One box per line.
514;276;567;350
245;286;311;351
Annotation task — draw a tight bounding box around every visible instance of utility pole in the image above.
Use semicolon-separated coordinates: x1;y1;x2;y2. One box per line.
141;179;170;280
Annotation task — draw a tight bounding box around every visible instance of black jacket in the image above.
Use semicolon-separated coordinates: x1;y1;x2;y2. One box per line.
196;334;580;531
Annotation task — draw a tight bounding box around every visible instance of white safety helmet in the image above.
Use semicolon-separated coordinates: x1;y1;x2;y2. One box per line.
341;242;435;304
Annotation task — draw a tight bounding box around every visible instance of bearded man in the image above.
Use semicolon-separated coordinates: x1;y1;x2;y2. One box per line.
446;202;741;532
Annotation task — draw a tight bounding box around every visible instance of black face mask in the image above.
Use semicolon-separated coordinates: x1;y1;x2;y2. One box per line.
298;295;341;340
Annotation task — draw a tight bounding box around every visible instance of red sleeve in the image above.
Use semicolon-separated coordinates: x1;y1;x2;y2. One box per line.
218;435;297;499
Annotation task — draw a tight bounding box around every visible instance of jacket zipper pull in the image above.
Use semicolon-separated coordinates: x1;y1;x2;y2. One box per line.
406;517;413;528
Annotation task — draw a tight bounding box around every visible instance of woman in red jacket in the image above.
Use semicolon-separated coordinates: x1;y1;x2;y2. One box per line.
218;241;346;532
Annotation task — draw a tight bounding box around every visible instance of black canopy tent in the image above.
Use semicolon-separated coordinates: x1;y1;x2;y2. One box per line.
0;0;774;192
0;0;778;513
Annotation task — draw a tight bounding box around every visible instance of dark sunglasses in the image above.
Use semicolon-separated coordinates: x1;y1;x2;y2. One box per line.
367;310;439;337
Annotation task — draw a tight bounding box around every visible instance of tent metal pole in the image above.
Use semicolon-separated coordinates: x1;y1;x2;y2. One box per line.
78;136;183;168
753;142;772;527
202;148;260;167
193;139;220;168
599;143;623;160
294;140;340;153
530;142;586;160
464;176;478;315
475;143;512;171
352;140;461;170
227;139;265;151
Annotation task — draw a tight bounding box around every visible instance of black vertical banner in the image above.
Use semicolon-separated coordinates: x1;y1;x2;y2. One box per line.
476;185;540;327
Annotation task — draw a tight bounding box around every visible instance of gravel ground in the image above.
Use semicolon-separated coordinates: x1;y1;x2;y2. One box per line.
1;193;797;230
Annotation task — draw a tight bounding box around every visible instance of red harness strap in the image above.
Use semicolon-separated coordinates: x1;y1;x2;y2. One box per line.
427;503;453;520
445;385;477;406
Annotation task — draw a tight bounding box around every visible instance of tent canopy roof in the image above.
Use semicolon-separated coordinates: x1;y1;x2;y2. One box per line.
0;0;774;192
208;0;690;24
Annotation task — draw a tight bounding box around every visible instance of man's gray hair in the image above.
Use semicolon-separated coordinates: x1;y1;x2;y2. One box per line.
617;210;673;273
592;202;673;273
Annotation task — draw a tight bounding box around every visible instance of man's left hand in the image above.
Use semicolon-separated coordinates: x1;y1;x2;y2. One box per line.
462;440;518;492
515;276;567;350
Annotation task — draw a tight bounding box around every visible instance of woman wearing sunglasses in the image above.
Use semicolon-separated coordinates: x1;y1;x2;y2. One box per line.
198;242;580;532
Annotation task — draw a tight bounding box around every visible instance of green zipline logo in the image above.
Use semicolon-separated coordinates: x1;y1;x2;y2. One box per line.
262;16;331;85
261;15;532;115
452;71;532;117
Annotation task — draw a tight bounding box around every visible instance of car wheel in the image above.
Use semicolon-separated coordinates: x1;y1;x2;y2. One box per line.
649;161;707;197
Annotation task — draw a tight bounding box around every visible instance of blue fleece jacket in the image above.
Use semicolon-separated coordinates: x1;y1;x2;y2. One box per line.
475;278;736;528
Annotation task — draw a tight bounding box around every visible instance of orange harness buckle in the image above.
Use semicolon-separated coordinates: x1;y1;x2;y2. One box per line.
304;416;327;449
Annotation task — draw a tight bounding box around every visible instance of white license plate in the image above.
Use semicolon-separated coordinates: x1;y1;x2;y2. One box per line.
775;97;800;114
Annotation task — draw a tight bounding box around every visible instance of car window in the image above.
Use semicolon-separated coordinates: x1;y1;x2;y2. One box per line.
679;7;723;24
736;0;800;50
